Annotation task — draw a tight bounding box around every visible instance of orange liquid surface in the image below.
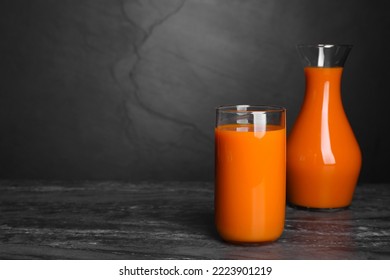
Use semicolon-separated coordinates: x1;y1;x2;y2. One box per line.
287;67;362;208
215;124;286;243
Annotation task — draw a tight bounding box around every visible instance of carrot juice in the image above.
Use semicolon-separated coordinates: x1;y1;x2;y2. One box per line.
287;67;362;209
215;111;286;243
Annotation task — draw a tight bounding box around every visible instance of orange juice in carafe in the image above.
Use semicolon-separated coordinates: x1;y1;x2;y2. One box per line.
287;45;361;209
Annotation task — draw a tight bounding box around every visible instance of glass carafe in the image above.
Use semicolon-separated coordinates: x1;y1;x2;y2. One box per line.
287;44;362;210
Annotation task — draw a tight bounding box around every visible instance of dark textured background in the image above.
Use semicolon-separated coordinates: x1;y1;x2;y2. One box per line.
1;0;389;182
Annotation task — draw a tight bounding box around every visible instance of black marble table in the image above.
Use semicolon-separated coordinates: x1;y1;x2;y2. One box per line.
0;181;389;259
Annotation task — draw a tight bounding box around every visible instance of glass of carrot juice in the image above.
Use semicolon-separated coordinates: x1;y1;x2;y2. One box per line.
215;105;286;243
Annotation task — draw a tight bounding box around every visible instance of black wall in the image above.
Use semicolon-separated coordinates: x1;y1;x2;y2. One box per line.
1;0;389;182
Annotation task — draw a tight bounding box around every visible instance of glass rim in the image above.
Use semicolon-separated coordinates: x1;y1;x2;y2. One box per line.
296;43;353;49
216;104;286;113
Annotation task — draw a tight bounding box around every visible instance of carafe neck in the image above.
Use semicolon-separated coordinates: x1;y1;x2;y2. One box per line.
305;67;343;95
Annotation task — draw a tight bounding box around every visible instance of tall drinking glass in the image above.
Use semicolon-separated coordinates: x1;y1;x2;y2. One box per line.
215;105;286;243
